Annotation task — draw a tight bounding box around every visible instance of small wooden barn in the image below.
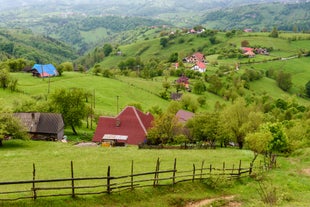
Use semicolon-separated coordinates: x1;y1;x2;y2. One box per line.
14;112;65;141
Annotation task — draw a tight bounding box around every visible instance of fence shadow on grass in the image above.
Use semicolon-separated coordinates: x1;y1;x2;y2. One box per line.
0;158;261;201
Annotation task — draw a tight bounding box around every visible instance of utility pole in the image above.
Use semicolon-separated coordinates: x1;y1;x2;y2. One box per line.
41;65;44;81
48;76;50;94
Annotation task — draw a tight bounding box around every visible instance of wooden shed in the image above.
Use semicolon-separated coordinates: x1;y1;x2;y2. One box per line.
14;112;65;141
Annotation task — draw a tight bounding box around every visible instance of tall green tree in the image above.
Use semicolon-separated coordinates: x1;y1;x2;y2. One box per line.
269;27;279;38
246;122;290;168
193;80;206;94
180;94;199;113
186;112;220;147
0;68;10;89
276;71;292;91
50;88;88;135
160;37;168;48
219;99;262;149
147;112;182;145
0;113;29;147
103;43;113;57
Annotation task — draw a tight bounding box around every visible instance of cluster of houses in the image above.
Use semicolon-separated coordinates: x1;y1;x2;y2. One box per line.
14;106;195;147
241;47;269;57
182;52;207;73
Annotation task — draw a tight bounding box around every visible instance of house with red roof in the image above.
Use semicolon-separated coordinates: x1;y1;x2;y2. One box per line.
176;74;190;90
92;106;154;145
183;52;206;64
241;47;255;57
191;61;206;73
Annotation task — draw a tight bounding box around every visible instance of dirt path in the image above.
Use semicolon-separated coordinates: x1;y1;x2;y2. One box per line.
185;195;241;207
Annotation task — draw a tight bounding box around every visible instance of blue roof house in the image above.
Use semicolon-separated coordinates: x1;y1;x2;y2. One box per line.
31;64;58;77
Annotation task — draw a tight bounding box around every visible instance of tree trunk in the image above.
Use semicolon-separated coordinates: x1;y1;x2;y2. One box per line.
71;125;78;135
0;139;2;147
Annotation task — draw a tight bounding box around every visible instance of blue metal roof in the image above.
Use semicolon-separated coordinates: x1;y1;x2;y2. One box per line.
32;64;58;77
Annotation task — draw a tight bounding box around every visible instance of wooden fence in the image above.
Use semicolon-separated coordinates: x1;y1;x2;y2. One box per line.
0;158;255;201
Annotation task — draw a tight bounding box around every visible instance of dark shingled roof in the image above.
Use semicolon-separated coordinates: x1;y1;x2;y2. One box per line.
14;112;64;134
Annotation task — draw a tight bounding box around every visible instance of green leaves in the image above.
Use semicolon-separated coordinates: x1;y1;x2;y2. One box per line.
50;88;88;135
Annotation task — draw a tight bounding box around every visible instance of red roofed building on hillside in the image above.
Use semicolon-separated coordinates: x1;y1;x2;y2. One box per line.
192;61;206;73
92;106;154;145
193;52;205;62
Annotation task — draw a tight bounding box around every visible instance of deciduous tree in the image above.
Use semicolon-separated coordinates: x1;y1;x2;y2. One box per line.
50;88;88;135
219;98;262;149
147;112;182;145
0;113;29;147
276;71;292;91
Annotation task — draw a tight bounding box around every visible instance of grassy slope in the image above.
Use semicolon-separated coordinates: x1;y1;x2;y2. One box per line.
0;140;309;207
100;31;310;104
5;72;169;116
1;32;309;116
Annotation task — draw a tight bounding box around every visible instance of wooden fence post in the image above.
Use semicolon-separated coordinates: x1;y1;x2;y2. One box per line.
192;164;196;182
209;164;212;177
231;164;235;177
153;158;160;187
131;160;134;190
71;161;75;198
249;162;253;175
107;166;111;194
32;163;37;200
238;160;242;177
222;162;225;175
172;158;177;185
200;160;204;180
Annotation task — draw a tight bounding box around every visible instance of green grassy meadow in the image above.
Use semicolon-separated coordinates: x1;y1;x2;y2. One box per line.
0;140;309;207
5;72;169;116
1;31;310;206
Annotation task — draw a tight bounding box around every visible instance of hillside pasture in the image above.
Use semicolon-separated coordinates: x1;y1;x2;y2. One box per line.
0;140;310;207
7;72;169;116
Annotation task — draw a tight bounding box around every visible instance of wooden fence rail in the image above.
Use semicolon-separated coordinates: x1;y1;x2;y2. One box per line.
0;159;257;201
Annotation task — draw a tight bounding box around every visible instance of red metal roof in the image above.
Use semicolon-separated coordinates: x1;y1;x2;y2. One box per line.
193;52;205;62
92;106;154;145
196;61;206;69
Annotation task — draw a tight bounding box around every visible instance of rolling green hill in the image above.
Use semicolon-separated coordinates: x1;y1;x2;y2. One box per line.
1;30;309;121
200;2;310;31
76;30;309;110
0;1;308;54
2;72;169;116
0;28;78;64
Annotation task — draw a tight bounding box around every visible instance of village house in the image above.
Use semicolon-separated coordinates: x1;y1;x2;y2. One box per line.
182;52;207;73
183;52;206;64
241;47;255;57
191;61;206;73
14;112;64;141
31;64;59;77
241;47;269;57
176;74;190;90
92;106;154;145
